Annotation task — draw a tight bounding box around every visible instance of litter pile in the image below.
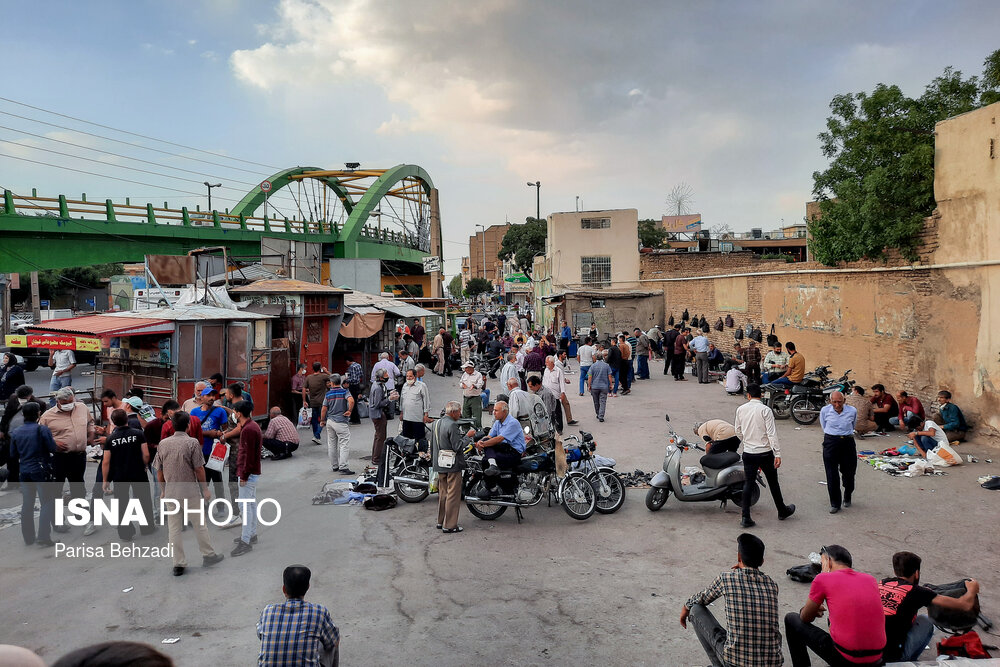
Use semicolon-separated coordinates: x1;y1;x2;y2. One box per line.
311;479;378;506
858;452;947;477
620;470;656;488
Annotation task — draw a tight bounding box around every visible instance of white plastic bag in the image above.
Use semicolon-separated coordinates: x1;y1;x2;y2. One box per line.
205;441;229;472
927;442;962;467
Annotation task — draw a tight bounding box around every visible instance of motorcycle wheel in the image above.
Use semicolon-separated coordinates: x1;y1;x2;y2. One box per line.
790;397;820;425
771;399;791;420
464;477;508;520
559;473;596;520
393;462;429;503
645;486;669;511
729;481;761;507
589;469;626;514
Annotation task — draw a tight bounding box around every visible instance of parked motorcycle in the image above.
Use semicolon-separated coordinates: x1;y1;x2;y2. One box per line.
385;434;432;503
463;429;597;521
563;431;626;514
645;414;762;512
761;365;832;419
472;353;503;379
789;369;854;425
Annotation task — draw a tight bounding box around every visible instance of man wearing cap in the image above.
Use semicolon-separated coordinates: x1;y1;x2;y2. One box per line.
190;386;230;503
39;387;95;510
459;361;486;429
819;390;858;514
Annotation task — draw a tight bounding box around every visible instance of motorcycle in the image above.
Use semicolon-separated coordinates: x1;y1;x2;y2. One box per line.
384;434;433;503
645;414;762;512
463;427;597;522
761;365;832;419
789;369;855;425
472;353;504;379
563;431;626;514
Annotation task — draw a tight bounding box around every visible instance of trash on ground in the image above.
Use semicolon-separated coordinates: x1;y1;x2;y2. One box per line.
161;638;180;645
122;587;133;593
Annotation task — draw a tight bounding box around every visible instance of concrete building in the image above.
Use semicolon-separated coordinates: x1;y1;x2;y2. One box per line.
468;223;510;284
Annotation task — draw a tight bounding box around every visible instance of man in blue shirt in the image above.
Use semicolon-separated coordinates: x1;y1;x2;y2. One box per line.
690;332;711;384
258;565;340;667
819;391;858;514
471;401;525;498
190;387;230;502
11;402;59;546
934;390;968;442
559;321;572;354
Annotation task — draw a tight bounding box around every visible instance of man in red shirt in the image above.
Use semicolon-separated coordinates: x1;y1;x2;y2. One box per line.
890;391;925;428
785;544;885;666
870;384;898;433
231;400;261;557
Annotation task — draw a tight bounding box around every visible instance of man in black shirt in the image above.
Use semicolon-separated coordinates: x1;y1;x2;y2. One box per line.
102;409;156;540
880;551;980;662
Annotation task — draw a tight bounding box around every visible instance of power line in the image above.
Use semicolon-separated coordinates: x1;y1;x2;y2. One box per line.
0;96;281;171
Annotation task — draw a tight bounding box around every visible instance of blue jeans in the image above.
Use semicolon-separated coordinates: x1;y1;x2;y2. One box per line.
310;406;323;439
579;365;591;394
48;373;72;405
902;614;934;661
770;377;793;387
916;434;938;455
611;367;620;394
20;470;56;544
637;355;649;379
239;474;259;544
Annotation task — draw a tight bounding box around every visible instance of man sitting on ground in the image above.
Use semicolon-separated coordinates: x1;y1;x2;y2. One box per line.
707;342;725;371
934;390;968;442
890;390;924;428
905;415;951;458
262;407;300;460
880;551;979;663
724;366;747;395
870;384;898;433
680;533;783;667
785;544;886;667
847;386;877;435
258;565;340;667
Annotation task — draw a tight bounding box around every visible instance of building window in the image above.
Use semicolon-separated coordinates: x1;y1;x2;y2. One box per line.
581;217;611;229
590;298;606;308
581;256;611;287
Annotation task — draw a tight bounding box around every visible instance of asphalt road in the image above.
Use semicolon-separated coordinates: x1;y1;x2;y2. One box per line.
1;360;998;665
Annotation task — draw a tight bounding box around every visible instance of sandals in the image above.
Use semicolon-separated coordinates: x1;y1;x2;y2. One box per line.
442;526;464;534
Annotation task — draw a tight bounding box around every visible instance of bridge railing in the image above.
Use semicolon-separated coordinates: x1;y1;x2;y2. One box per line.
2;190;422;250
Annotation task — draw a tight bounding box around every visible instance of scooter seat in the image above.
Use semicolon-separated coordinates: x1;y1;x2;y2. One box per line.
700;451;740;470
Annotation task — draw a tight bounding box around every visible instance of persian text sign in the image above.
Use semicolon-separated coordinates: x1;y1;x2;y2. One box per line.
5;334;101;351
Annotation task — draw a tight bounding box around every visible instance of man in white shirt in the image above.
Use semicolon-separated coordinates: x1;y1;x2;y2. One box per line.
504;377;532;422
48;348;76;402
458;362;486;429
525;334;537;351
543;355;576;426
724;368;747;395
499;353;519;390
733;383;795;529
577;337;596;397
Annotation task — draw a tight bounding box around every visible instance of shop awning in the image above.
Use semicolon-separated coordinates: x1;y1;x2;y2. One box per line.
29;314;174;338
339;306;385;338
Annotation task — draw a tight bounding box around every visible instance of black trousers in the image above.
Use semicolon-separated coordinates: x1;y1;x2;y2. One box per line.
617;361;631;391
873;411;894;432
671;354;686;379
263;437;299;458
203;453;226;501
742;450;788;519
663;349;674;375
822;434;857;508
348;384;362;424
784;612;882;667
112;479;156;540
52;451;86;500
482;442;521;488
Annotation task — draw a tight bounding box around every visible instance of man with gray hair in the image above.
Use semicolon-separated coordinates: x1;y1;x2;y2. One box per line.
587;350;613;422
432;401;466;533
370;351;400;385
39;387;95;510
182;381;207;413
262;407;300;460
319;374;355;475
499;352;519;390
470;400;525;498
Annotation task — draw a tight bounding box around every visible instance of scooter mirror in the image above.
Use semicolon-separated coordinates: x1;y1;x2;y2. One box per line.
664;413;670;422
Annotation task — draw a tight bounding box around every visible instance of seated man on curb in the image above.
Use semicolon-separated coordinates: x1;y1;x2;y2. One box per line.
257;565;340;667
934;390;969;442
880;551;980;663
889;390;924;428
680;533;783;667
846;386;877;435
785;544;885;667
262;407;300;460
870;384;898;433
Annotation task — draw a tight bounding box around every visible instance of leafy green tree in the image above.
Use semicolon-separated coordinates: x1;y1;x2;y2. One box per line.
638;219;667;249
498;217;546;277
12;263;123;305
463;277;492;299
810;49;999;265
447;274;464;299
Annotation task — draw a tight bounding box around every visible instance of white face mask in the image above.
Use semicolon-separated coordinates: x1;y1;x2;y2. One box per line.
17;397;28;405
58;402;75;412
406;379;416;386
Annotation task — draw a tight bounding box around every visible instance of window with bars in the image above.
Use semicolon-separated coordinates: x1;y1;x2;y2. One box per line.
580;217;611;229
581;256;611;287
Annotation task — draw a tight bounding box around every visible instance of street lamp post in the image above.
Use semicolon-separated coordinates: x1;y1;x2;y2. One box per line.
475;223;487;281
527;181;540;221
204;182;222;211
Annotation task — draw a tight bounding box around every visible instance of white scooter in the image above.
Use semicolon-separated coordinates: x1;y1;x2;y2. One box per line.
645;414;762;511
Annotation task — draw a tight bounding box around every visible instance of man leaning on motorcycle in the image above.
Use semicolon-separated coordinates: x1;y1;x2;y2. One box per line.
467;401;525;499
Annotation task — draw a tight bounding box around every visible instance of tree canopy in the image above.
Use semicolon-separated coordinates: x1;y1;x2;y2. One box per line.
463;277;492;299
809;49;1000;265
447;275;463;299
498;217;546;277
638;218;667;249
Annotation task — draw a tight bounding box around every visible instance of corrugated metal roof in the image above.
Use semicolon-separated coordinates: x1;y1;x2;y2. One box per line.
208;264;283;285
229;279;351;294
103;305;273;321
344;291;437;318
345;305;383;315
30;315;174;337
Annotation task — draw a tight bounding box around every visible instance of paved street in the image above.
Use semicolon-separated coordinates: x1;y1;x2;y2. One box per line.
1;361;998;665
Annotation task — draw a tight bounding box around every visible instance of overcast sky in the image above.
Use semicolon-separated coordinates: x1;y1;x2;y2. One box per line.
2;0;999;276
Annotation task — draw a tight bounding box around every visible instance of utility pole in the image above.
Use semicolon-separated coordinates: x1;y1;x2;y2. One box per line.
527;181;540;221
475;224;487;281
0;273;9;338
30;271;41;322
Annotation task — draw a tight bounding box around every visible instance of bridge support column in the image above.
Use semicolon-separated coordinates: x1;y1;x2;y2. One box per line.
429;188;443;298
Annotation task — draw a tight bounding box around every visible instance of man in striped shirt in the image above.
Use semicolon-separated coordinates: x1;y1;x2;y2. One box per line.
258;565;340;667
320;375;354;475
262;407;300;460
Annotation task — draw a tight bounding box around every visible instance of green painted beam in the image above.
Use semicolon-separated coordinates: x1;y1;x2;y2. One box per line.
229;166;355;220
338;164;434;250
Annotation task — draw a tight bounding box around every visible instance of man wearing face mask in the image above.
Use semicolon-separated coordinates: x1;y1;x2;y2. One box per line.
1;385;47;489
39;387;95;517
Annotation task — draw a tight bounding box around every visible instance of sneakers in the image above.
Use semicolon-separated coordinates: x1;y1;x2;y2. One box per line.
233;534;258;545
221;515;243;529
567;420;579;425
311;437;322;445
598;417;605;422
173;566;185;576
829;506;840;514
230;541;253;557
36;539;60;547
778;504;796;520
484;464;500;477
339;468;357;475
740;518;756;528
202;553;225;567
843;497;852;508
83;522;98;536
